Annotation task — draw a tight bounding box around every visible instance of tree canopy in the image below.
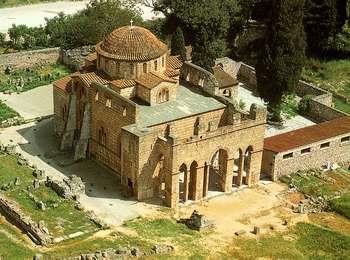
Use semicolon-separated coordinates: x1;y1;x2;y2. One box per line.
256;0;307;121
45;0;143;49
155;0;242;70
170;27;186;61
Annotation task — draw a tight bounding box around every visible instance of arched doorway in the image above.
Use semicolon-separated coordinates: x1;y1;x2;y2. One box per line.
179;163;187;202
233;149;243;186
208;149;228;193
243;146;253;185
153;154;165;198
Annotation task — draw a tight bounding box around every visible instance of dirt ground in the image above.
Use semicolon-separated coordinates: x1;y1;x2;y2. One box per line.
124;181;310;254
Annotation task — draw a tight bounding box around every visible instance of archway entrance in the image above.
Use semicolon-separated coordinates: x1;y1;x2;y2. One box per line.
243;146;253;185
153;154;165;198
208;149;227;193
233;149;243;187
179;163;187;202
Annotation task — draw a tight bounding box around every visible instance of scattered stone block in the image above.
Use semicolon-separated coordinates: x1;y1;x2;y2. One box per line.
14;177;20;185
253;227;260;235
235;230;246;236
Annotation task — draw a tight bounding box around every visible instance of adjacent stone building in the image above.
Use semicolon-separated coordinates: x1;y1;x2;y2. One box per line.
262;115;350;180
53;24;266;207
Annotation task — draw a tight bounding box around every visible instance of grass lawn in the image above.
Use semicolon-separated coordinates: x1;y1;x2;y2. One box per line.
0;153;98;238
302;59;350;113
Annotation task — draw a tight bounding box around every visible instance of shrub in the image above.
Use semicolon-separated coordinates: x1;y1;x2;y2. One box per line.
298;94;316;112
330;194;350;219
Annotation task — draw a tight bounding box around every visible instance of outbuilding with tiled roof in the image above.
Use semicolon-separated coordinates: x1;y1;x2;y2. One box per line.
262;115;350;180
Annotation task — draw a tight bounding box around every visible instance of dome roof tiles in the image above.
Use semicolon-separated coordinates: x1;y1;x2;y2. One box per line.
96;26;167;62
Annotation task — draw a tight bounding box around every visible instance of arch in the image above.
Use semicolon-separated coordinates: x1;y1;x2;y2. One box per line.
162;57;165;67
189;161;198;200
130;63;134;74
96;121;107;146
208;149;228;193
154;60;158;71
143;63;147;73
153;154;165;198
223;89;231;98
157;88;169;103
233;148;243;186
243;146;254;185
95;89;99;101
179;163;188;202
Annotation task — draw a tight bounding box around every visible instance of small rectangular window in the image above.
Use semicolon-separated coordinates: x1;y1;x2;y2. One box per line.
301;147;311;154
283;152;293;159
320;142;330;149
341;136;350;142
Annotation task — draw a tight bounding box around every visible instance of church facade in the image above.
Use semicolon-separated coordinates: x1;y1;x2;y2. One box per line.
53;24;266;207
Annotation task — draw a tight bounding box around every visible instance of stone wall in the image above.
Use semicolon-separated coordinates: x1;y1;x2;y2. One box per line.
61;45;95;71
266;133;350;180
0;48;60;73
237;61;347;122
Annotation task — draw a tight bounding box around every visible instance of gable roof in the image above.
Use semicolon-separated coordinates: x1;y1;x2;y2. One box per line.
166;55;183;70
136;72;177;90
109;79;136;90
212;66;238;88
264;115;350;153
53;74;78;93
79;71;110;87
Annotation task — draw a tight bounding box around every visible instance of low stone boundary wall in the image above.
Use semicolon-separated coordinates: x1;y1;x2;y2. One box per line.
0;48;60;73
0;145;102;246
0;193;54;246
237;62;348;122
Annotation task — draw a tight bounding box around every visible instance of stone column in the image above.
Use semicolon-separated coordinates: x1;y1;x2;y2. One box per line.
202;164;209;197
183;171;189;202
194;165;204;201
223;158;234;192
165;170;179;208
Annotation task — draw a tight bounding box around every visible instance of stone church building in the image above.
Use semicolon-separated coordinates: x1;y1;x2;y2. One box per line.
53;24;266;207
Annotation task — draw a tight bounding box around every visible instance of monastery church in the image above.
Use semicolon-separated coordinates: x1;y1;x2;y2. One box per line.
53;23;266;207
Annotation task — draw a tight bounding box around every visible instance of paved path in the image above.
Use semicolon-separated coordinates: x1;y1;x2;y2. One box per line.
0;84;53;120
0;1;163;35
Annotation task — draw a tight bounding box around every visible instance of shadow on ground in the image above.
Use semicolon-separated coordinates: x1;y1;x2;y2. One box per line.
16;118;134;202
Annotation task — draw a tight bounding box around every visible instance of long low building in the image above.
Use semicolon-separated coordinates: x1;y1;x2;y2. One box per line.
262;115;350;180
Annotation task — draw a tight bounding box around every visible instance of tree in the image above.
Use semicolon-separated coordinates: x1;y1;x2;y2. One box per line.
256;0;306;121
155;0;242;70
45;0;143;49
171;27;186;61
303;0;345;57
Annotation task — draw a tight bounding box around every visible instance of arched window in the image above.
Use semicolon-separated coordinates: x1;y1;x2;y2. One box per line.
130;63;134;74
116;62;120;74
95;90;99;101
154;60;158;71
98;126;106;146
106;96;112;108
162;57;165;67
143;63;147;73
157;88;169;103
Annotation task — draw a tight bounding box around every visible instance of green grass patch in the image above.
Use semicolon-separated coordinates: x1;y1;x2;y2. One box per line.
333;96;350;114
0;63;72;93
123;217;207;258
0;153;98;237
0;230;34;259
0;100;20;122
330;193;350;219
222;222;350;259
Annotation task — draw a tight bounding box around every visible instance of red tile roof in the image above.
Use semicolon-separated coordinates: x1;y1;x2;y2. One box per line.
164;68;180;77
85;52;97;62
109;79;136;90
264;116;350;153
166;55;183;70
136;72;177;89
53;74;75;93
213;66;238;88
79;71;110;87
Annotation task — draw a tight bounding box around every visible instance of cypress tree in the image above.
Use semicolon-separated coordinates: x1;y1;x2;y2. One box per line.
171;27;187;61
256;0;306;121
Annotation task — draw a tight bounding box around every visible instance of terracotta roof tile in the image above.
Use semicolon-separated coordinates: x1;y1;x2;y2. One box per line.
213;66;238;88
96;26;167;61
109;79;136;90
79;71;110;87
164;68;180;77
264;116;350;153
166;55;183;70
136;72;177;89
85;52;97;62
53;75;74;93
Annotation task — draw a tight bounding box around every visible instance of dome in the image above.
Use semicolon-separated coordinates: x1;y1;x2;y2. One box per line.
95;26;167;62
